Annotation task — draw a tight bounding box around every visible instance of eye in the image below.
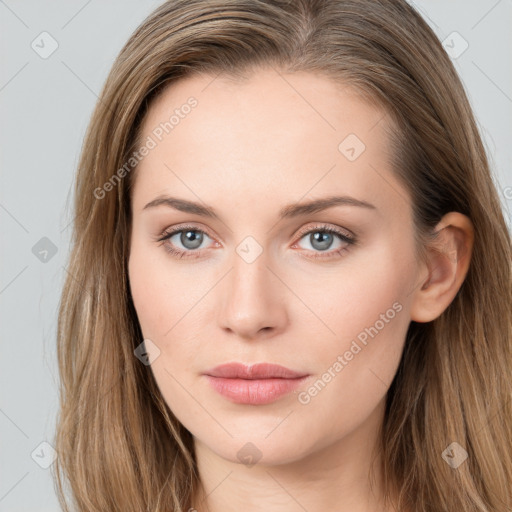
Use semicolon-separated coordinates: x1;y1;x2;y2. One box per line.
292;224;356;260
156;224;216;259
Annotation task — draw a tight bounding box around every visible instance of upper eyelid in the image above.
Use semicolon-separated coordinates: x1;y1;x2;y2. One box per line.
159;223;214;242
295;223;353;240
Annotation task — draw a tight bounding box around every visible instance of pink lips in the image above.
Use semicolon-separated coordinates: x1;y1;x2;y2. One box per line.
203;362;309;405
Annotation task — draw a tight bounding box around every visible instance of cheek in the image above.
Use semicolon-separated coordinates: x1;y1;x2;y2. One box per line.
294;252;412;404
128;246;203;415
292;248;413;346
128;241;211;361
128;237;182;344
128;252;164;340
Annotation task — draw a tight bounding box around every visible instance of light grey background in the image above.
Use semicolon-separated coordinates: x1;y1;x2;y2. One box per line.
1;1;511;510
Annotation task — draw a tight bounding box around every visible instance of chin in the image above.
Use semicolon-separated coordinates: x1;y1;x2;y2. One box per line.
195;428;318;468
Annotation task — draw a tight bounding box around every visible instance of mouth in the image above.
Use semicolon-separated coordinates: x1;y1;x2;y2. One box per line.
203;362;310;405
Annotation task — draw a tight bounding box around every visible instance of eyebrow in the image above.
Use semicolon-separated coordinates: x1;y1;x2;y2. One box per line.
143;194;376;220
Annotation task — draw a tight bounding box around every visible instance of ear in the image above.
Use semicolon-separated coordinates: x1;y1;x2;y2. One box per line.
410;212;474;323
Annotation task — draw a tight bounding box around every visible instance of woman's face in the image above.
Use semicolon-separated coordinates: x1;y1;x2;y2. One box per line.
128;68;424;466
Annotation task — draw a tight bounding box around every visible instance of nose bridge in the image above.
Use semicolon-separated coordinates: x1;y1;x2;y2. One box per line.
231;241;270;296
217;237;288;338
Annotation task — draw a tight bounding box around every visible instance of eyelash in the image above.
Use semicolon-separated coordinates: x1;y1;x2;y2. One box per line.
155;223;357;261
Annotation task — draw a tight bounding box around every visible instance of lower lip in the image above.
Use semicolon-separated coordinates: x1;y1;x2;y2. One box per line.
204;375;308;405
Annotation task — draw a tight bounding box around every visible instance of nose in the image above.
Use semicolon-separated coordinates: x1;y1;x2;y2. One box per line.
217;247;289;340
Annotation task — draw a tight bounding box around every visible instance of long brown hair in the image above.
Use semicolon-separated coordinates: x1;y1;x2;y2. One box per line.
54;1;512;510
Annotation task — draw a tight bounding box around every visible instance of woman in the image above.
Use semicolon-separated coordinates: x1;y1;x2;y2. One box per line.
54;1;512;511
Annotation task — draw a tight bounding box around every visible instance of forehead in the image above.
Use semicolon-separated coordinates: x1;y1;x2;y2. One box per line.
141;68;386;148
132;68;408;218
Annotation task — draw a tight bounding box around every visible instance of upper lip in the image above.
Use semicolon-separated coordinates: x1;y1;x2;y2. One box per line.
204;362;308;379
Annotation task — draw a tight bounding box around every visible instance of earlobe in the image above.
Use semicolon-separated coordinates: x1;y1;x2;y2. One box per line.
410;212;474;323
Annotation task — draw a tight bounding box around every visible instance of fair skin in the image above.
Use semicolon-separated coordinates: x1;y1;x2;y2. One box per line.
128;67;474;512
